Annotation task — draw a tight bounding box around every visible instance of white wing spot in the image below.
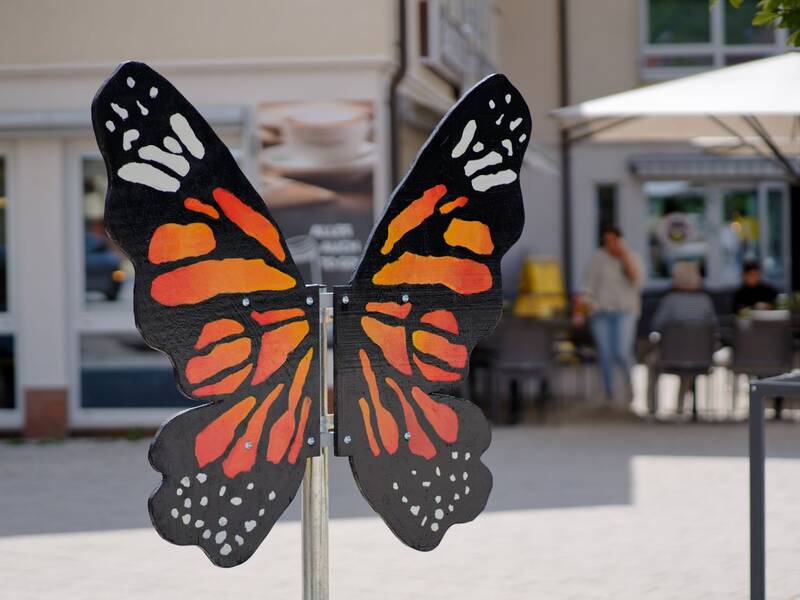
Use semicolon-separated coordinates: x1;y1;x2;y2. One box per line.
215;531;227;544
464;151;502;177
200;496;208;506
501;139;513;157
510;117;523;131
448;504;454;512
105;120;115;132
401;496;408;503
465;486;471;495
435;495;441;503
452;452;459;459
410;505;420;516
258;508;266;516
136;100;149;116
471;170;518;192
220;543;232;556
495;114;504;125
244;520;256;532
422;481;431;488
181;514;191;525
431;522;439;532
122;129;139;151
235;535;244;546
149;86;159;98
392;482;399;490
118;163;180;192
519;133;527;143
170;508;179;518
110;103;128;120
176;488;183;496
180;477;191;488
202;529;211;539
246;483;254;490
472;141;484;152
421;516;428;527
163;136;182;154
126;77;135;88
138;145;189;176
230;497;242;506
505;93;511;103
170;113;205;159
465;452;471;461
449;474;456;482
434;509;444;520
184;498;191;508
195;520;204;528
218;517;228;526
489;99;495;109
268;491;276;501
196;473;207;483
451;119;477;159
219;486;226;497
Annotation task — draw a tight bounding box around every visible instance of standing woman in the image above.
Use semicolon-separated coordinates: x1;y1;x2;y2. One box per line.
574;225;643;402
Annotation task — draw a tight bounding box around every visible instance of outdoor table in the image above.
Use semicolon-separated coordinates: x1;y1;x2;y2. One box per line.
748;371;800;600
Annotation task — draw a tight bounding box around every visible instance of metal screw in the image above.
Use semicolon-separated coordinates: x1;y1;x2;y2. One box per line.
307;436;316;446
343;435;352;444
401;293;410;303
306;296;314;306
342;295;349;305
242;297;250;307
244;441;253;449
404;431;412;440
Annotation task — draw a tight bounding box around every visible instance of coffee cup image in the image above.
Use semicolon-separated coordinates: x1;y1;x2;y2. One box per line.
280;101;371;165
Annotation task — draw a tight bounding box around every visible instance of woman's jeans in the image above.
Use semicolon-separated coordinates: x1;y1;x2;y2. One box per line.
590;310;635;399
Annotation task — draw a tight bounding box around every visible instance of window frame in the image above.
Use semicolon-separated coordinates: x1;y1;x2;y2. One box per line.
639;0;788;80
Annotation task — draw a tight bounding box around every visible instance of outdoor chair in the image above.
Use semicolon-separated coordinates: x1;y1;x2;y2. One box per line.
648;321;717;420
472;316;555;424
730;314;793;417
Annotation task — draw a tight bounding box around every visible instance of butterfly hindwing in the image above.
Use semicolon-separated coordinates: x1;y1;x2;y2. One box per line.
333;75;530;549
92;62;320;567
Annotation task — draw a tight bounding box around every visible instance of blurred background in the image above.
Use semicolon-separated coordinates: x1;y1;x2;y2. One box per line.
2;1;800;597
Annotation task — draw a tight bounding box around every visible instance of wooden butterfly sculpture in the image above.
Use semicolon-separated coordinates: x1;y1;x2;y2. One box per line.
92;62;530;567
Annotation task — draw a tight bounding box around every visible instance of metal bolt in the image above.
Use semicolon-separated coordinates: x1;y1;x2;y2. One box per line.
244;441;253;449
342;295;349;305
307;436;316;446
404;431;412;440
401;293;410;303
306;296;314;306
242;297;250;307
343;435;352;444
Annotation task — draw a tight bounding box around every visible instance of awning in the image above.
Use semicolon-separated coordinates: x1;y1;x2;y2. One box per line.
552;53;800;179
629;154;795;180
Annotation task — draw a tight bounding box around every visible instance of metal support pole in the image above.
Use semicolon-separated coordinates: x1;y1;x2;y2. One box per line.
749;383;765;600
302;290;332;600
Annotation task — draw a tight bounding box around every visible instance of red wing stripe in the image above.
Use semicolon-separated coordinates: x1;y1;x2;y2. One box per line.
412;330;468;369
194;319;245;350
194;396;256;468
221;384;283;478
185;338;251;384
359;349;399;454
372;252;492;295
365;301;412;319
413;353;462;382
420;310;459;335
443;218;495;255
266;348;313;464
287;397;312;464
439;196;468;214
381;185;447;255
252;320;309;384
358;397;381;456
361;316;412;376
148;223;216;264
184;197;220;219
250;307;306;326
193;364;253;397
212;188;286;261
385;377;436;459
151;258;296;306
411;387;459;443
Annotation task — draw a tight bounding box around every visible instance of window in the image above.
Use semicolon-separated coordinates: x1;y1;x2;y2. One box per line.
0;158;8;312
596;184;618;246
641;0;786;79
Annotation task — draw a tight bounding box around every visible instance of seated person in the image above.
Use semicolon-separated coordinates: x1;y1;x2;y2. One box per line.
733;260;777;313
648;261;718;415
652;261;718;333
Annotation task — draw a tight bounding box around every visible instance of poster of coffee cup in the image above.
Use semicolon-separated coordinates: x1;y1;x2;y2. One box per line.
258;100;375;287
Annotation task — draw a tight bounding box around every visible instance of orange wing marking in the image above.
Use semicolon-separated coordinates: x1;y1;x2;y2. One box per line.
443;219;494;255
148;223;216;264
411;387;459;443
221;384;283;477
250;307;305;326
266;348;313;464
151;258;296;306
439;196;468;214
212;188;286;261
252;320;310;384
365;301;412;319
194;319;244;350
184;197;220;219
373;252;492;295
358;397;381;456
185;338;251;385
194;365;253;397
385;377;436;459
194;395;256;467
287;397;312;464
412;330;467;369
361;316;412;376
359;349;399;454
381;184;447;255
420;309;459;335
413;354;461;382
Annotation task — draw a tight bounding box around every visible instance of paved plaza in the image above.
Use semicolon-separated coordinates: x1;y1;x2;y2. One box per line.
2;420;799;599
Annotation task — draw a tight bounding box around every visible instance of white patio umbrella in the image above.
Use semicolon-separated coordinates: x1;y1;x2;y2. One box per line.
552;52;800;178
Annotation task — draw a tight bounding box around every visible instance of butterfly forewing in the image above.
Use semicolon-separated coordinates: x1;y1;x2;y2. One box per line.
92;62;320;567
333;75;531;550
